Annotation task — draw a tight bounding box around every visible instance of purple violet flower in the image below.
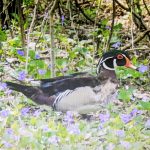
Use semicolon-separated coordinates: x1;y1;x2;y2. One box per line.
120;141;131;149
35;54;40;59
21;107;30;116
130;108;141;117
61;15;65;26
38;69;46;75
138;65;148;73
48;136;60;145
98;124;103;130
5;128;13;135
48;64;51;69
17;50;25;56
142;95;149;102
64;111;74;124
42;125;50;132
2;141;12;148
33;110;41;117
5;89;12;95
130;108;138;117
67;124;80;135
14;135;20;141
106;143;115;150
105;26;111;30
0;82;7;91
112;42;122;49
121;108;142;124
62;67;68;72
130;95;135;101
0;110;10;117
116;130;125;137
99;113;110;123
18;71;26;81
130;108;142;117
145;119;150;129
120;114;132;124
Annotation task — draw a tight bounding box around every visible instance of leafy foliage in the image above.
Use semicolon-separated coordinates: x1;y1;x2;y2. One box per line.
138;101;150;110
0;0;150;149
118;87;134;102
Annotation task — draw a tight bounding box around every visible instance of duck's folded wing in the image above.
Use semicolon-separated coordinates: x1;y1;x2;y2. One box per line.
40;72;91;87
41;76;100;95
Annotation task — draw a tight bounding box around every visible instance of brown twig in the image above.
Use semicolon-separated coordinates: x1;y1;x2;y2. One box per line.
143;0;150;15
130;0;134;50
0;0;12;15
35;2;53;51
126;48;150;51
49;0;58;14
121;30;150;50
74;0;94;24
49;0;58;77
25;0;39;72
106;0;116;50
2;0;14;38
17;0;25;48
114;0;148;30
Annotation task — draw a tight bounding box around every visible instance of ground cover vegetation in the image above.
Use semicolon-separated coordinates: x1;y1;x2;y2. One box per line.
0;0;150;149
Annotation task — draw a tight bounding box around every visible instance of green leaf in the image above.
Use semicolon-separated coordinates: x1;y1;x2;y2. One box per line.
101;19;109;26
139;101;150;110
118;88;133;102
8;37;21;47
29;50;36;59
114;23;122;30
36;60;45;68
116;67;141;79
56;58;67;66
0;29;7;41
102;30;110;37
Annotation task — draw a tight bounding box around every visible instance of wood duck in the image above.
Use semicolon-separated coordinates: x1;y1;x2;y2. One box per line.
6;50;137;113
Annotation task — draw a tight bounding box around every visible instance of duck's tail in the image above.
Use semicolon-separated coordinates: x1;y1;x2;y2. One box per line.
6;82;55;106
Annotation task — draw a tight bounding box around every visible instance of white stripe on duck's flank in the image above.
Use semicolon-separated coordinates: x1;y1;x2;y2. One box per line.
54;79;117;113
55;86;98;112
53;90;73;108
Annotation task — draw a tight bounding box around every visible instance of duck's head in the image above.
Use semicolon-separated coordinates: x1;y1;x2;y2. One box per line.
97;50;137;76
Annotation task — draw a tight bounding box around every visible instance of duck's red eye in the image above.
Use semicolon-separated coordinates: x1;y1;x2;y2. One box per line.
117;54;123;59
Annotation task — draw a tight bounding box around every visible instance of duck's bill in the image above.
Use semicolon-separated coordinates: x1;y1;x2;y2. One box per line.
125;57;137;70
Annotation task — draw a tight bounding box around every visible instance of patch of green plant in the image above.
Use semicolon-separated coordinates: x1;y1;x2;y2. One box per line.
0;29;7;41
118;87;134;102
116;66;142;79
138;101;150;110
